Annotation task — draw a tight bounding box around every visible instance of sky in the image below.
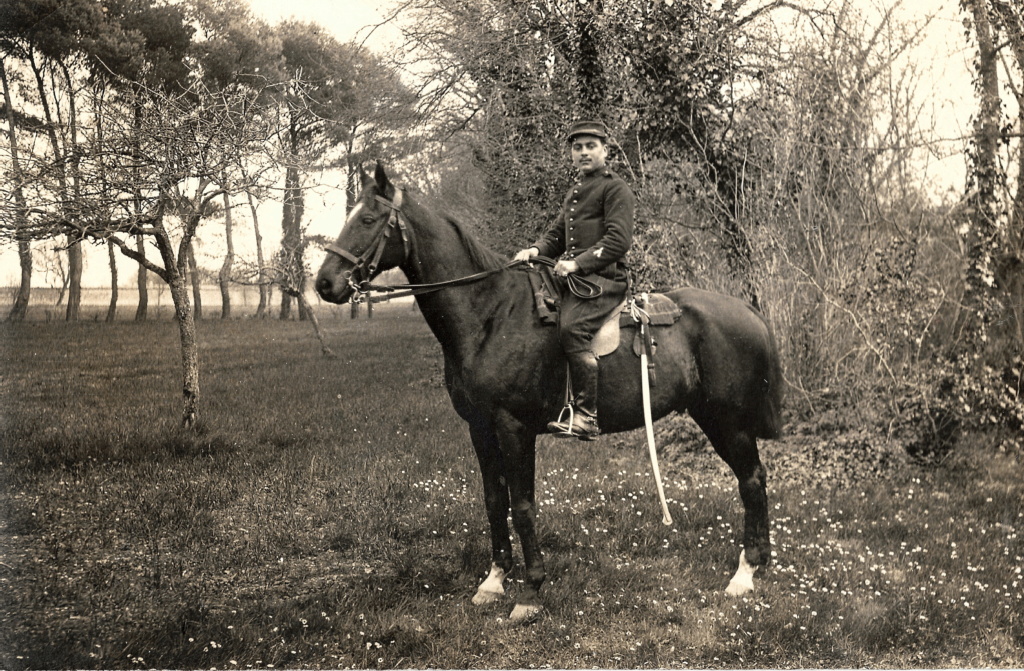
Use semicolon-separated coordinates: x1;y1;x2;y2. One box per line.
245;0;402;45
0;0;988;290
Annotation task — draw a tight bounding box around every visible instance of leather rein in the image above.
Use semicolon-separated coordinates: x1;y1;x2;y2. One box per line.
323;187;601;303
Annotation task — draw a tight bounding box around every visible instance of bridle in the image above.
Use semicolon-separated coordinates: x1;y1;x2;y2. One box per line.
323;188;411;295
323;186;602;303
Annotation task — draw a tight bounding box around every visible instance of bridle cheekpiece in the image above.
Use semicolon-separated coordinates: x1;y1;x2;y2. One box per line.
324;188;411;298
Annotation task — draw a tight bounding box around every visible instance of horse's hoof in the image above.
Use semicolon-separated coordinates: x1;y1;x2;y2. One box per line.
508;603;543;624
472;589;503;606
725;548;757;596
725;577;754;597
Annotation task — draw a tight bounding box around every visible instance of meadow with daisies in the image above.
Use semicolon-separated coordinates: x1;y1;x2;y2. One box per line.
1;308;1021;669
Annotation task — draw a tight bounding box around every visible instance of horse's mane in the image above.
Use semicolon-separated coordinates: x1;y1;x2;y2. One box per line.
444;214;508;272
403;186;507;272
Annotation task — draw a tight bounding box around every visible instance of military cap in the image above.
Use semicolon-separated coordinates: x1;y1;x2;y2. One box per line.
566;120;609;142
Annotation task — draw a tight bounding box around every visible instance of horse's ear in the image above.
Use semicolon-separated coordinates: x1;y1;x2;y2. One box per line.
374;162;390;195
358;164;368;186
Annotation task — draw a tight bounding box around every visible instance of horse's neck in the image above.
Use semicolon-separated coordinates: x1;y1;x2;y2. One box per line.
399;208;488;285
400;208;513;350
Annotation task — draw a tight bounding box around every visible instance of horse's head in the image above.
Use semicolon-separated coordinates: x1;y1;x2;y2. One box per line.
315;163;410;304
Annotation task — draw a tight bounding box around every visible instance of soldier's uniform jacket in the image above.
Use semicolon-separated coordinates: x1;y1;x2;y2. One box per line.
532;167;635;282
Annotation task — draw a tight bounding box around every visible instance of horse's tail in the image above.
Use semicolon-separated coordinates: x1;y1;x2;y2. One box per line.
757;314;785;440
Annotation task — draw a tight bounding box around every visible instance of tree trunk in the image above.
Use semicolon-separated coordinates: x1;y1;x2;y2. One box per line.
187;242;202;319
155;217;201;430
707;143;758;305
106;240;118;322
575;0;606;116
133;99;149;322
1016;108;1024;238
28;53;79;322
54;269;68;308
219;190;234;319
963;0;1003;321
280;134;306;320
168;268;201;429
2;59;31;322
246;190;269;318
65;239;82;321
9;241;32;322
135;234;149;321
61;61;83;323
990;0;1024;248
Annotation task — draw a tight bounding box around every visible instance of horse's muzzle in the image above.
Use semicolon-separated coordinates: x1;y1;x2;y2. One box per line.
314;271;350;304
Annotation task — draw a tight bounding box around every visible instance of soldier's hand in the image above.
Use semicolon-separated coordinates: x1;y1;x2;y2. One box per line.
553;259;579;277
513;247;539;263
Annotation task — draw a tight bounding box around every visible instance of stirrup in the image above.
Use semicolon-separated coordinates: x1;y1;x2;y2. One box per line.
546;405;600;440
547;405;578;438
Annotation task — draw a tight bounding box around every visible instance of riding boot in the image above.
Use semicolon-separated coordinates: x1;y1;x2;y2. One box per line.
547;350;601;441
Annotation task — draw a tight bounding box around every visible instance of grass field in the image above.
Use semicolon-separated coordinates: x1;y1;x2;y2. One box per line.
1;307;1021;669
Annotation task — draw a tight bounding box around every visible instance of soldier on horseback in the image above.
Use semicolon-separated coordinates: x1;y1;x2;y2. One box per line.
513;120;636;440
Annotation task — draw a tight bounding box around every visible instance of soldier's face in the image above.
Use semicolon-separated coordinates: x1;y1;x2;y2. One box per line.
570;135;608;174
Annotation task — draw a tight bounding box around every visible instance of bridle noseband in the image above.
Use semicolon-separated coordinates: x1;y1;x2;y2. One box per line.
324;188;411;294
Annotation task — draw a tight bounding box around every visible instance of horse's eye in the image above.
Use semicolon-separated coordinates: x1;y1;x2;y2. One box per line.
361;216;376;226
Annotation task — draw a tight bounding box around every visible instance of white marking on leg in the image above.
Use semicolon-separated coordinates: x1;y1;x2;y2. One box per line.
472;563;506;605
725;548;757;596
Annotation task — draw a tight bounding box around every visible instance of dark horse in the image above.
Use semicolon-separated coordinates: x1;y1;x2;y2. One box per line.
315;164;783;623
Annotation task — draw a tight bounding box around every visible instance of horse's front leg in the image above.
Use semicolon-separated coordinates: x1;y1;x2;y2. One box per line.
495;411;545;624
467;416;514;607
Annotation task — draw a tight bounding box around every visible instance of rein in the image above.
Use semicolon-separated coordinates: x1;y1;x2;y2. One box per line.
323;188;602;303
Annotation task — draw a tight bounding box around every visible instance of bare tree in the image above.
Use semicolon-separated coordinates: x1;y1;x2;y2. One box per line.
0;75;280;427
1;58;31;322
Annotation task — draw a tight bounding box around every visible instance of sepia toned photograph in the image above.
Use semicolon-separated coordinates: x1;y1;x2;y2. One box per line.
0;0;1021;668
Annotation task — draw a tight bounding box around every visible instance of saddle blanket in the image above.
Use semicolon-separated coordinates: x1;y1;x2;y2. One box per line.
593;294;681;357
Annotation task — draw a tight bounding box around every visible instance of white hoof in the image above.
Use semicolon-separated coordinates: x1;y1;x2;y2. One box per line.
725;575;754;597
508;603;543;624
472;589;503;606
473;563;506;606
725;548;757;597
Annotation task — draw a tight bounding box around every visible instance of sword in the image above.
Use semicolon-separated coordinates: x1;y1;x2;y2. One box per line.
638;297;673;526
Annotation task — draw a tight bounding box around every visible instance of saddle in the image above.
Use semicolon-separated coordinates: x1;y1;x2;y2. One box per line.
526;266;682;358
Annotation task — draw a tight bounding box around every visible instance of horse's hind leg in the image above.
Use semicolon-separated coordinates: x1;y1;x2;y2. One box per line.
467;417;514;606
693;415;771;596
